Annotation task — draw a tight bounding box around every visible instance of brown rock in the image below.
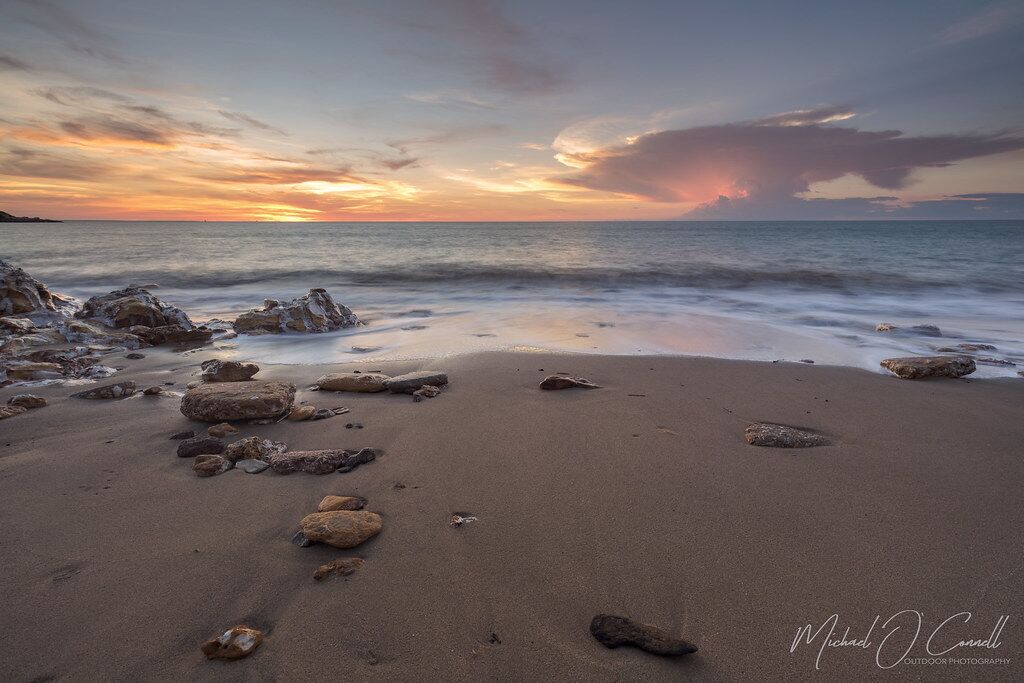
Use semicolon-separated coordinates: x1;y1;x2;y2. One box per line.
540;375;601;390
0;316;35;334
0;405;27;420
318;495;367;512
745;423;830;448
193;454;232;477
223;436;287;462
288;405;317;421
384;370;448;394
72;381;137;399
315;372;390;392
200;625;263;660
313;557;365;581
207;422;239;438
268;449;347;474
590;614;698;656
880;356;976;379
143;386;162;396
299;510;382;548
7;394;46;409
412;385;441;402
5;362;64;381
201;359;260;382
180;380;296;422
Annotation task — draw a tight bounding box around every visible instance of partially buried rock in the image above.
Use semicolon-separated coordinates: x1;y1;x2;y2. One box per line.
177;436;226;458
310;408;335;420
590;614;698;657
313;557;365;581
384;370;448;394
193;454;232;477
207;422;238;438
288;405;317;421
336;447;376;473
412;385;441;402
540;375;600;390
180;380;296;422
201;358;259;383
315;372;390;392
268;449;348;475
143;386;162;396
0;405;27;420
233;288;359;335
72;381;137;400
318;495;367;512
880;356;976;379
235;458;270;474
745;423;830;448
223;436;287;462
200;625;263;661
299;510;382;548
7;394;46;409
169;429;195;440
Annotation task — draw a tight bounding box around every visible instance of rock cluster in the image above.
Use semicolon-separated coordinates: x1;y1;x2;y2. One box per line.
880;356;976;379
233;289;358;335
590;614;698;657
745;423;830;448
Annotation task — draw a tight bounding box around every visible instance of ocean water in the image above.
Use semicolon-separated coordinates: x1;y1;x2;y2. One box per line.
3;220;1023;376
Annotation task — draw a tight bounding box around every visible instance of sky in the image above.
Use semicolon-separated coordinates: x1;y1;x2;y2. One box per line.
0;0;1023;221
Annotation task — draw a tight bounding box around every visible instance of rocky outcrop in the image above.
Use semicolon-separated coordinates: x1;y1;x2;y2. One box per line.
318;495;367;512
590;615;698;656
201;359;259;382
299;510;382;548
0;210;60;223
223;436;287;462
233;289;359;335
200;625;263;660
71;380;137;399
315;372;389;392
745;423;830;448
0;259;76;319
540;375;600;390
77;287;192;329
880;356;976;379
313;557;365;581
180;381;296;422
384;370;448;394
875;322;942;336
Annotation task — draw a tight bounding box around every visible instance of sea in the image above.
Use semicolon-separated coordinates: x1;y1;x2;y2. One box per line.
3;220;1022;376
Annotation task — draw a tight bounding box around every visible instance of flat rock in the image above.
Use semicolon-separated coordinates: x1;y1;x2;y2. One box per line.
384;370;448;394
234;288;359;335
540;375;600;390
235;458;270;474
315;372;390;392
193;454;232;477
201;359;259;382
72;381;137;399
0;405;27;420
299;510;382;548
8;394;46;409
177;436;226;458
268;449;348;475
590;614;698;656
313;557;365;581
318;495;367;512
223;436;287;463
200;625;263;660
207;422;239;438
180;380;296;422
745;423;830;448
5;362;64;381
880;356;976;379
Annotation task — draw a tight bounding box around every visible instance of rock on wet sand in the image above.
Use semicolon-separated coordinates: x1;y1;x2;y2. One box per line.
180;381;296;422
177;436;226;458
193;454;232;477
315;372;390;392
384;370;448;394
313;557;365;581
318;495;367;512
745;423;830;448
200;625;263;660
72;381;137;400
201;359;260;382
299;510;382;548
589;614;698;656
880;356;976;379
540;375;601;390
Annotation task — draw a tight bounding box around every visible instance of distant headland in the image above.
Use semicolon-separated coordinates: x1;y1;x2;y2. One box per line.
0;210;61;223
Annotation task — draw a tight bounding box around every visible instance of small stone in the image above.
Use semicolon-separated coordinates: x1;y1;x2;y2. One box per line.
169;430;195;440
0;405;27;420
315;372;390;392
72;381;137;400
880;356;976;379
143;386;162;396
299;510;383;548
207;422;239;438
201;358;260;382
288;405;317;421
540;375;600;390
313;557;365;581
745;423;830;448
384;370;448;394
235;458;270;474
125;352;146;359
7;394;46;409
318;495;367;512
223;436;287;462
177;436;226;458
200;625;263;660
412;385;441;402
193;454;232;477
589;614;698;657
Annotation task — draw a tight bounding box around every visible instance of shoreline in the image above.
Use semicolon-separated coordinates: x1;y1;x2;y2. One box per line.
2;347;1022;679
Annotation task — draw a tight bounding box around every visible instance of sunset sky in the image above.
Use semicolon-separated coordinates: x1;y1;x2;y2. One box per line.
1;0;1023;221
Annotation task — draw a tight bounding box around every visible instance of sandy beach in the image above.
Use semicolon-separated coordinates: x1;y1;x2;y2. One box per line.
2;347;1021;681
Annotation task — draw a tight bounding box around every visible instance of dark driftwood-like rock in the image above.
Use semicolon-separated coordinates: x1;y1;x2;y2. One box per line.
590;615;698;656
880;356;975;379
745;423;830;448
540;375;601;390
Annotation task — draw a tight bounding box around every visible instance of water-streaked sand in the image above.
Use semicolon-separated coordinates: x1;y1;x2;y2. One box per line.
1;350;1022;681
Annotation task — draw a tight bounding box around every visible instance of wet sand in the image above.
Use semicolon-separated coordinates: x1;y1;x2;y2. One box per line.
1;349;1022;681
